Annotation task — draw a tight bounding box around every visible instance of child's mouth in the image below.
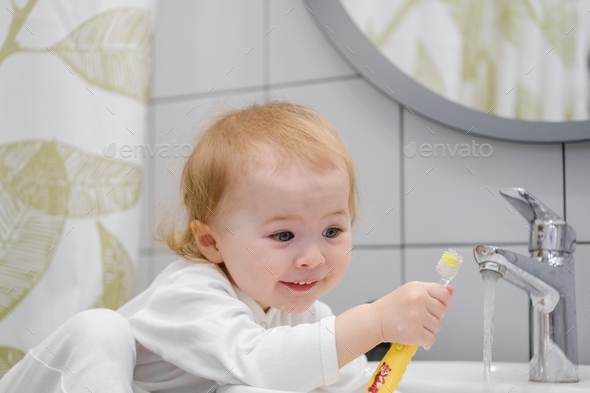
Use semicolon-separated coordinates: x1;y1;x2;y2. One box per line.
281;281;318;293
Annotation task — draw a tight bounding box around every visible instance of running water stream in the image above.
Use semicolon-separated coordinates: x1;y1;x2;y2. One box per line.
482;270;501;393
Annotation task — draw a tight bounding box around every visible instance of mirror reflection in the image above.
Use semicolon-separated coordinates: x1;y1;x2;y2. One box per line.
340;0;590;121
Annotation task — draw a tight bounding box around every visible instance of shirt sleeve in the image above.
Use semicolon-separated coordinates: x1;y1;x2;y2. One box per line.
309;301;370;393
128;265;339;392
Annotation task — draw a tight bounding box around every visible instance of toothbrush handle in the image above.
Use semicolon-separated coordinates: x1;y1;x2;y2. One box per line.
365;343;418;392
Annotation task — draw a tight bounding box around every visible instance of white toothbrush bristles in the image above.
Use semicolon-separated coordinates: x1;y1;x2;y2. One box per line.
436;248;463;286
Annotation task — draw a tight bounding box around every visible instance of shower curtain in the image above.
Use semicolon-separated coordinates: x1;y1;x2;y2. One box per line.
0;0;155;377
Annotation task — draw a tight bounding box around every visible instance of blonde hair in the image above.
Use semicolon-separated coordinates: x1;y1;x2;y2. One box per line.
158;100;363;261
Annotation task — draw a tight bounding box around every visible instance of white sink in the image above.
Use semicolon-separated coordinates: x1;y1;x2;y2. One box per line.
366;361;590;393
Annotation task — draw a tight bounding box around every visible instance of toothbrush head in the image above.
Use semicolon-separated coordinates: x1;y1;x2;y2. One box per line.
436;248;463;284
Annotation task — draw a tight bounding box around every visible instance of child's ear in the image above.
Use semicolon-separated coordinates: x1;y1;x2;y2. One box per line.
190;220;223;263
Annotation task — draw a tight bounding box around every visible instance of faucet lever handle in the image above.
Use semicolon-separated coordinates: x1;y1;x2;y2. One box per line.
499;188;562;223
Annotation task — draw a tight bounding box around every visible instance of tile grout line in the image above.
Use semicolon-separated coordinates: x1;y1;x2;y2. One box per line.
149;74;362;105
399;104;406;284
562;143;567;221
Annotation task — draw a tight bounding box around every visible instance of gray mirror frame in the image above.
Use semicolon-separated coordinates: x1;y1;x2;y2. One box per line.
306;0;590;144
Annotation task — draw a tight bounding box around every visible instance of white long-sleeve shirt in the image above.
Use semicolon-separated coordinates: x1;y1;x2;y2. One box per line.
117;258;369;393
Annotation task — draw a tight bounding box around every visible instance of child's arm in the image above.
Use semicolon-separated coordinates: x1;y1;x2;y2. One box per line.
335;281;453;369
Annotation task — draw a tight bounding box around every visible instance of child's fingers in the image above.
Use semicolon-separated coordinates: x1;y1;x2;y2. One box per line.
426;297;447;320
423;313;442;335
426;283;452;308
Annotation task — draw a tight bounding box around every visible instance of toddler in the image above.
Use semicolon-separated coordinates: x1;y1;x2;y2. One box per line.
0;101;453;393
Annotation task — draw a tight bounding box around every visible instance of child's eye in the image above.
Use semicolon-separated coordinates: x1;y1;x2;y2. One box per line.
323;228;341;238
272;231;294;242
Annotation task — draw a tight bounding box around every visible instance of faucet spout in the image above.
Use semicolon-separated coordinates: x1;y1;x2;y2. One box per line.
474;246;559;314
474;245;579;382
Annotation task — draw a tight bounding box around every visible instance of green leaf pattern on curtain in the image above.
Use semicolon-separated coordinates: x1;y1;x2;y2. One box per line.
0;347;25;379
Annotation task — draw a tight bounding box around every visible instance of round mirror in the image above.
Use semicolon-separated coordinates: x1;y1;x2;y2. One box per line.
305;0;590;143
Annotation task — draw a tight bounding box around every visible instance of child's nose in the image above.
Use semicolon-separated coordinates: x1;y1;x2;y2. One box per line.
294;244;326;269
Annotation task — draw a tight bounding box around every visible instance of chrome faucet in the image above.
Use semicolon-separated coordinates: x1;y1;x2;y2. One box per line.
473;188;579;382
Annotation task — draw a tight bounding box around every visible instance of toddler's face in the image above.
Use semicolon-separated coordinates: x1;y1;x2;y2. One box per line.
211;155;352;314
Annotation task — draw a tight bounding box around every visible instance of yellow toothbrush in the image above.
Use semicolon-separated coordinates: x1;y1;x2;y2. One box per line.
365;248;463;393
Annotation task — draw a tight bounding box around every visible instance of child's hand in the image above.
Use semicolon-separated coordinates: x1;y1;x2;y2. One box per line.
369;281;453;350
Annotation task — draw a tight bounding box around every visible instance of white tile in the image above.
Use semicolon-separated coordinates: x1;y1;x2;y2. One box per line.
152;0;264;98
320;248;401;316
269;0;356;86
140;105;156;251
132;255;153;298
404;111;564;245
566;141;590;242
152;92;264;252
573;245;590;365
405;245;530;362
270;78;401;246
